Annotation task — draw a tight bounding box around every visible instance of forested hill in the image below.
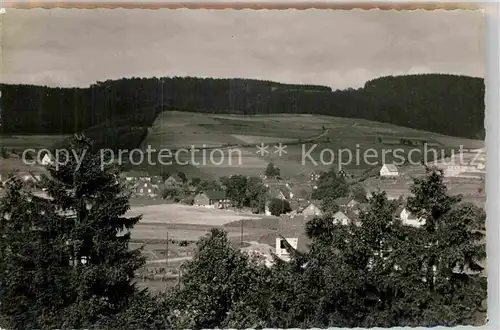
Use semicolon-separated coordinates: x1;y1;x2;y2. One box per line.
0;74;485;139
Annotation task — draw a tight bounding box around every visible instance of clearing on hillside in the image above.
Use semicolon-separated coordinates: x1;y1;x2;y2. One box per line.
129;111;484;179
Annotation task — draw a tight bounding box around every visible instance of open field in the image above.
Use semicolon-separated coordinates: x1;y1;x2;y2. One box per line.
127;203;277;241
131;111;484;179
129;206;281;293
127;203;266;226
363;172;485;208
0;158;47;177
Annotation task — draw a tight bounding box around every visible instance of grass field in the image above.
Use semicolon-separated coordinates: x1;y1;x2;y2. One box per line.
127;203;277;241
3;111;483;181
132;111;484;179
128;204;280;293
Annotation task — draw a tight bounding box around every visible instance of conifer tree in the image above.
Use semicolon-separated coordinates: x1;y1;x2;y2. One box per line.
41;135;145;327
0;175;72;329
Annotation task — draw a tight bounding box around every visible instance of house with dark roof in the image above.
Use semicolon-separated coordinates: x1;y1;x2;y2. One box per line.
135;181;159;197
332;209;360;226
194;190;231;209
164;174;184;188
334;197;351;207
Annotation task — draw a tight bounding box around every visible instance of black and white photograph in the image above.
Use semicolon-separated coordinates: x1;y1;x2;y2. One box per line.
0;7;488;329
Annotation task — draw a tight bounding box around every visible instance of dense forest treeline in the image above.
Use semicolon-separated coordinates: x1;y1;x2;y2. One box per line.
0;74;485;140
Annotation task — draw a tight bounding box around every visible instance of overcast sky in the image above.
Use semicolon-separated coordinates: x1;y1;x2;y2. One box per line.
1;8;484;89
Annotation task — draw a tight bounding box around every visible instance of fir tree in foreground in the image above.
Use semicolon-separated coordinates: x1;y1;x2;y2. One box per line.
0;135;166;329
0;175;73;329
41;135;146;327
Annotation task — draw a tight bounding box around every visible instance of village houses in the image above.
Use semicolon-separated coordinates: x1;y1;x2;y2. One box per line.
193;190;231;209
331;210;360;226
164;174;184;188
135;181;160;197
380;164;399;178
334;197;351;208
275;237;299;261
40;152;53;166
301;201;323;218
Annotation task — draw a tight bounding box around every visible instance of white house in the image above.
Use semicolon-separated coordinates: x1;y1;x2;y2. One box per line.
380;164;399;177
347;199;359;208
265;204;271;216
301;202;323;218
332;211;351;226
284;183;294;199
443;165;477;177
275;237;298;260
399;207;426;227
40;153;53;165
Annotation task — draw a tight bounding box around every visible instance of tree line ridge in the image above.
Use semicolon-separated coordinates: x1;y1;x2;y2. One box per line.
0;73;485;140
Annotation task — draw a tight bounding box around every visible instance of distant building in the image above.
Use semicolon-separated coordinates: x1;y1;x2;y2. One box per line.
397;207;426;228
332;211;351;226
123;171;150;182
164;174;183;187
275;237;299;260
347;199;359;208
40;153;53;166
309;171;322;182
334;197;351;208
352;203;369;215
290;199;310;212
339;169;352;178
136;181;159;197
301;202;323;218
194;191;231;209
380;164;399;177
264;204;271;216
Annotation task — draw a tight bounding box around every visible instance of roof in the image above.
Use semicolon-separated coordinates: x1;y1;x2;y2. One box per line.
354;203;370;211
166;174;183;182
278;186;290;196
334;197;351;206
333;210;350;220
303;202;322;211
290;184;313;198
291;199;311;211
261;215;311;253
382;164;399;172
202;190;227;200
